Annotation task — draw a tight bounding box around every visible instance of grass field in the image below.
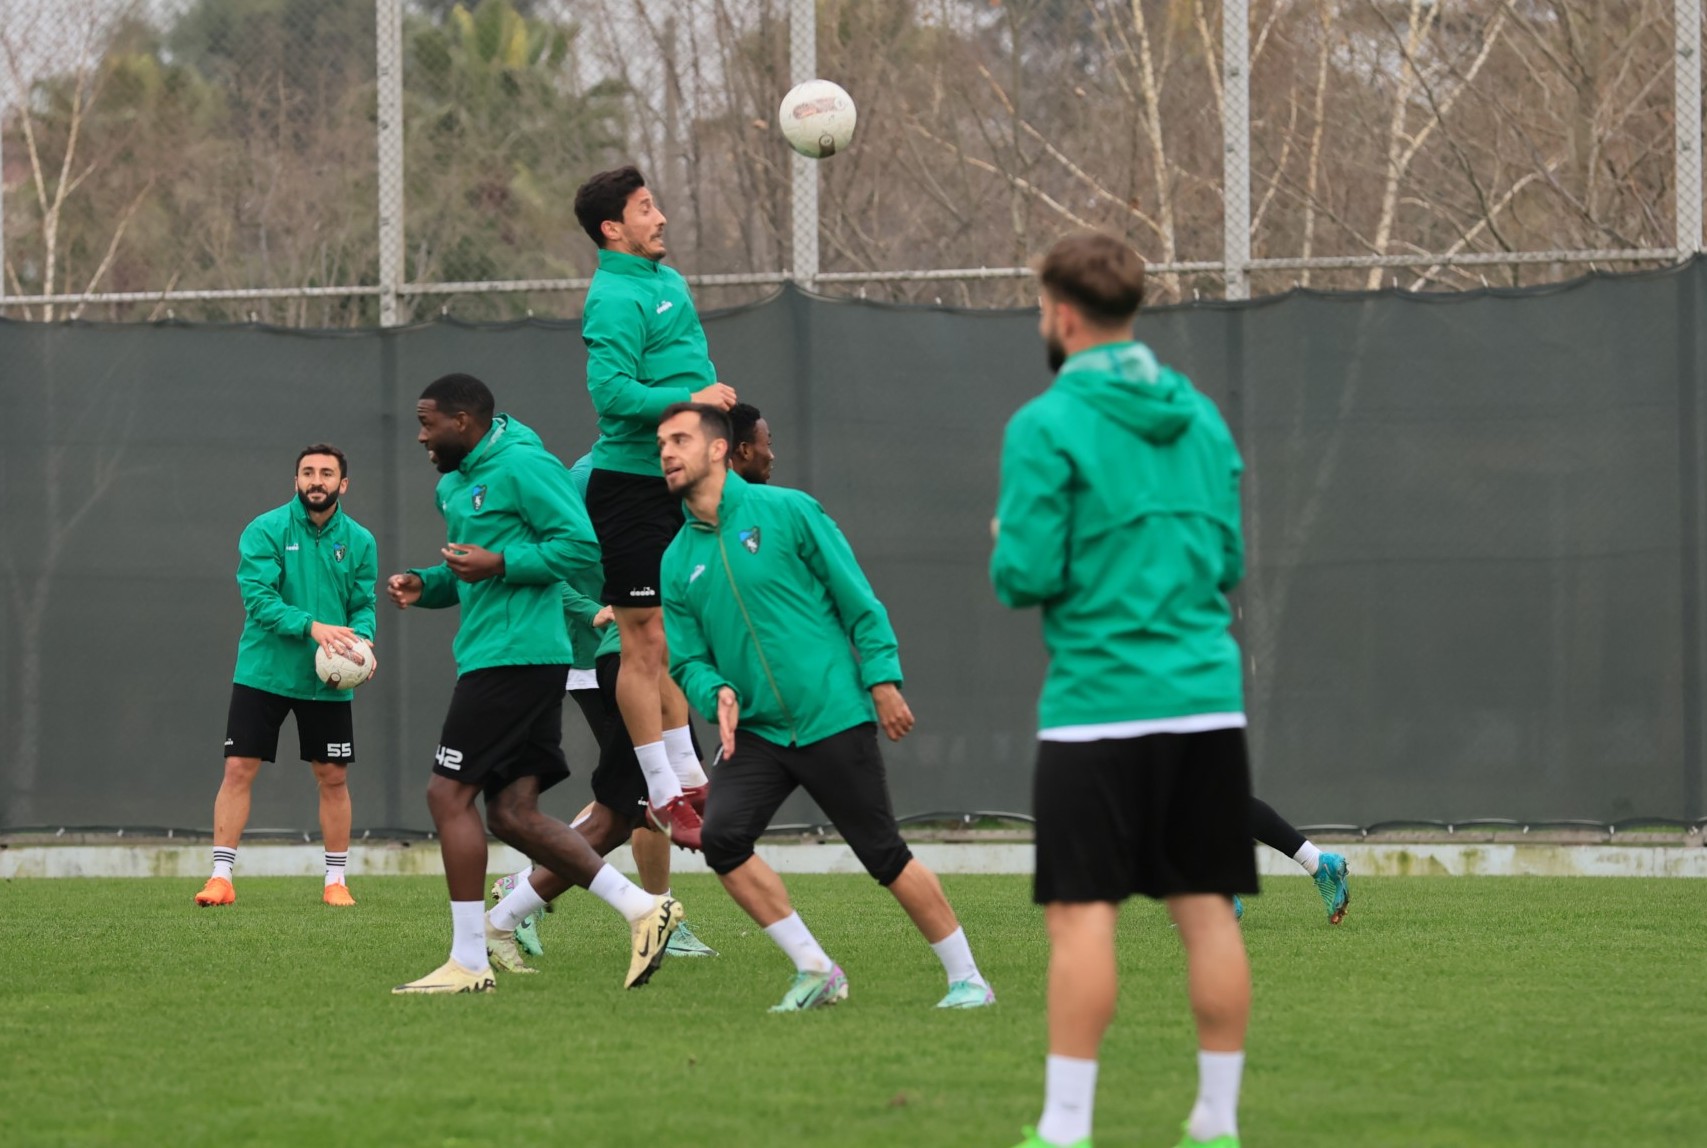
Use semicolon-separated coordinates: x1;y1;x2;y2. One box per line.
2;873;1703;1147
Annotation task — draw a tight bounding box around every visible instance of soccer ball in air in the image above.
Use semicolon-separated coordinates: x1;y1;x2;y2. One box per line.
779;80;857;159
316;639;374;690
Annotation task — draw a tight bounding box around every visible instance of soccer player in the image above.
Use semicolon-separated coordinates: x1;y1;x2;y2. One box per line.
1248;796;1350;924
195;444;377;909
657;403;994;1013
387;373;680;995
992;234;1257;1148
727;401;775;484
573;165;738;850
488;450;718;965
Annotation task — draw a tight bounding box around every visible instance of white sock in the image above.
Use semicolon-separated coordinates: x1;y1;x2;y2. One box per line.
634;740;684;807
450;900;487;970
588;864;657;923
1186;1050;1245;1141
490;873;549;931
1036;1054;1098;1145
928;926;984;986
1294;840;1322;875
762;911;834;973
662;725;709;787
211;847;236;881
324;851;348;887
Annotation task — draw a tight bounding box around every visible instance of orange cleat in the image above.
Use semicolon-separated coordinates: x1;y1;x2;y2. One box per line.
322;882;356;907
194;876;235;907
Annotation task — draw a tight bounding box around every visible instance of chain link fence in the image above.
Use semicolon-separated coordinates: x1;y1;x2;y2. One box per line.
1;1;1704;323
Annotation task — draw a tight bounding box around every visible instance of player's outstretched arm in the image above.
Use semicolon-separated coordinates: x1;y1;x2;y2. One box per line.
391;564;458;609
236;521;314;638
989;412;1072;609
796;495;903;690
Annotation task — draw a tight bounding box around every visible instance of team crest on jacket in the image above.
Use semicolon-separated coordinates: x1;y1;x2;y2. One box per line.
332;542;347;563
471;484;487;511
739;526;761;554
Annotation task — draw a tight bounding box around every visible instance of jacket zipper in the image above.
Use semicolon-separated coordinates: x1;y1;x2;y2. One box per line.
715;530;799;744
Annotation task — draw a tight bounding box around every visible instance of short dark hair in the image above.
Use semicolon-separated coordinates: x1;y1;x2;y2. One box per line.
728;402;764;448
420;372;495;419
1037;233;1146;324
574;166;647;248
659;401;732;447
296;443;348;477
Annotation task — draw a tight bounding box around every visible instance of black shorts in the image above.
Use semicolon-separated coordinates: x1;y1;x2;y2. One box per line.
701;723;912;885
1033;727;1259;904
224;683;354;764
585;468;683;607
432;665;571;799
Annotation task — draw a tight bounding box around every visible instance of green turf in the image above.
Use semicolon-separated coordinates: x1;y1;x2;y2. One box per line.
1;874;1702;1146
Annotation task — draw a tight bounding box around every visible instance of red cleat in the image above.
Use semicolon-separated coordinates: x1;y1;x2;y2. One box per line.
680;783;709;817
646;795;703;852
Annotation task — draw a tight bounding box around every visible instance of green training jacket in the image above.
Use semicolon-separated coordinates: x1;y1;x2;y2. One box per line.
663;473;902;746
232;499;377;701
582;248;717;477
990;341;1246;731
407;414;596;675
560;451;608;670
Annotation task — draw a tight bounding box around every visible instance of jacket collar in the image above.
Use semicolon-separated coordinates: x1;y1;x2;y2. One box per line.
684;470;749;531
458;415;508;475
288;496;342;530
597;248;665;278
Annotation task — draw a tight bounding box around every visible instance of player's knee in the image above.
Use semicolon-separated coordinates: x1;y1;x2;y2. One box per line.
221;758;261;788
313;764;348;791
865;842;914;887
700;818;756;876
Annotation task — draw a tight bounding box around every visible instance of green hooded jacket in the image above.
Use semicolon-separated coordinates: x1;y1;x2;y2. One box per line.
582;248;717;476
663;473;902;746
990;341;1245;731
407;414;596;675
232;499;377;701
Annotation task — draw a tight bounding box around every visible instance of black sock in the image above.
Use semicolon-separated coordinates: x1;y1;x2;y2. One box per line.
1249;796;1307;857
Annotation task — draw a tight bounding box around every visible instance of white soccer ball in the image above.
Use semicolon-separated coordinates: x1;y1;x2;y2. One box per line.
316;638;374;690
779;79;857;159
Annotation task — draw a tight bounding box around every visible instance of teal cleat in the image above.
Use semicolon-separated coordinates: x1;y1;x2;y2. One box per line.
937;979;996;1009
1232;895;1244;922
490;872;545;957
769;964;848;1012
665;920;718;958
1010;1127;1091;1148
1314;852;1350;924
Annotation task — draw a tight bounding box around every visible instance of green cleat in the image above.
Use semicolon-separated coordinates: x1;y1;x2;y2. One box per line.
1232;894;1244;922
490;872;545;956
1010;1127;1091;1148
1314;852;1350;924
1174;1123;1239;1148
665;919;718;958
769;964;848;1012
936;979;996;1009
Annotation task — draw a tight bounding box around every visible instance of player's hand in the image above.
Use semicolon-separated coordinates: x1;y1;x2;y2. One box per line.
442;543;504;583
592;605;615;628
871;682;915;741
386;573;422;609
310;622;360;657
717;686;741;759
691;382;737;410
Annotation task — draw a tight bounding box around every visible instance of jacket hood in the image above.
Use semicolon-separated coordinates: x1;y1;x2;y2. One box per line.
461;412;541;472
1053;342;1195;444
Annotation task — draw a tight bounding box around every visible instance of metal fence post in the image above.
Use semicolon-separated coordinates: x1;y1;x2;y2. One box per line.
1222;0;1251;300
790;0;820;291
1679;0;1703;258
377;0;405;326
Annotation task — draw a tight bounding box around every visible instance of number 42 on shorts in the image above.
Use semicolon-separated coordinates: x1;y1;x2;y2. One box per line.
435;745;463;771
